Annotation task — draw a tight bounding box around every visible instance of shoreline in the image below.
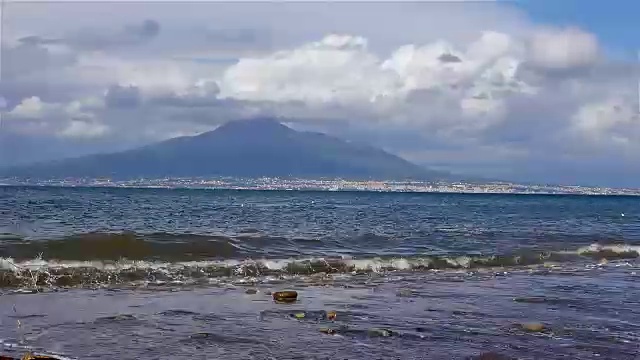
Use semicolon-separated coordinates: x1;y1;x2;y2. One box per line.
1;183;639;197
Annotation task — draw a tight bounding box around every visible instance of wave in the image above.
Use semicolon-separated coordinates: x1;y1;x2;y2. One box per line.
3;231;638;262
0;243;637;289
0;231;316;261
575;243;640;259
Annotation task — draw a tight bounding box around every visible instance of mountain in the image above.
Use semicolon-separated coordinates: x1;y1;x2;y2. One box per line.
0;117;448;180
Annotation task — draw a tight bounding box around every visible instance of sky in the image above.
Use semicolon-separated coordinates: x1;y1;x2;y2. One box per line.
0;0;639;187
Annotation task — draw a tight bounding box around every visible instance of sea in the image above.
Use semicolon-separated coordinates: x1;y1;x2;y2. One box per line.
0;186;638;359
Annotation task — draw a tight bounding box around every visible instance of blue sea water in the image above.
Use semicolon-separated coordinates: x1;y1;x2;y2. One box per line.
0;186;638;359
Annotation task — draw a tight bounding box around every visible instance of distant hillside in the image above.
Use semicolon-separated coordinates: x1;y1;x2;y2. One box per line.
0;117;449;180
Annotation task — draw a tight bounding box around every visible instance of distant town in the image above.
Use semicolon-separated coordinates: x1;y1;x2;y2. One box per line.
1;177;639;196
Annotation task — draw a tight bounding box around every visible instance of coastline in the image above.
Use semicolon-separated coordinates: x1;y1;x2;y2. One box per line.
1;178;639;197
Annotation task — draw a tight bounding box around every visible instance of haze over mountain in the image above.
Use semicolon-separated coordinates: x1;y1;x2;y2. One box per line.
0;118;449;180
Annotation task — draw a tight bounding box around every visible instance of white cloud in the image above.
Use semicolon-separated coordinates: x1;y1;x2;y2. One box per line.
70;53;197;98
5;95;110;139
8;96;48;119
58;120;109;139
219;34;397;105
218;31;540;129
8;95;104;120
572;97;640;148
527;27;600;70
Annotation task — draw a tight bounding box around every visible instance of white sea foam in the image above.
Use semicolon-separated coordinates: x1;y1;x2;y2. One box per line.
0;243;637;281
576;243;640;255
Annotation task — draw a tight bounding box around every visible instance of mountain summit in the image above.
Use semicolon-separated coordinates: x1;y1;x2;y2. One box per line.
1;118;447;180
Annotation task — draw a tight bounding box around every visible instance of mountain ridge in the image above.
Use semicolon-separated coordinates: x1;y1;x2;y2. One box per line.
0;117;449;181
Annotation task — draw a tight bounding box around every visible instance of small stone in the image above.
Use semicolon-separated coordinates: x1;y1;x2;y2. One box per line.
245;288;258;294
520;322;545;332
272;290;298;303
292;312;306;319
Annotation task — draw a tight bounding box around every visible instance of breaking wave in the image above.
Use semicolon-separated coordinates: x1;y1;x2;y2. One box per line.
0;242;637;289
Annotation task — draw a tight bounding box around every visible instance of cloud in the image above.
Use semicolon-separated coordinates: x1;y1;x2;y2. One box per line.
58;120;110;139
217;31;536;131
0;17;167;106
219;34;399;106
438;53;462;63
105;85;141;109
8;96;49;119
201;27;267;48
1;41;77;81
5;96;110;139
16;19;161;51
526;27;599;71
571;97;640;150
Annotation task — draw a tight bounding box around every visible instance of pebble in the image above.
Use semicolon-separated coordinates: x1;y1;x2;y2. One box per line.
272;290;298;303
520;322;546;332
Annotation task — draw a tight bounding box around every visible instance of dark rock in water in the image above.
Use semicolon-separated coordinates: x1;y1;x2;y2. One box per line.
273;290;298;303
245;288;258;295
